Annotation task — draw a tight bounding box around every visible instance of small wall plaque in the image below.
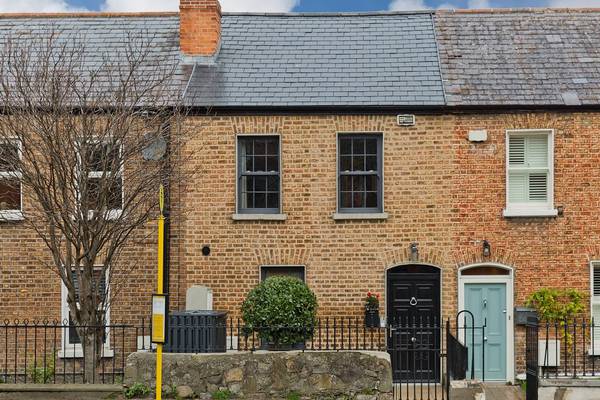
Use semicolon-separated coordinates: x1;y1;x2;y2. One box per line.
397;114;416;126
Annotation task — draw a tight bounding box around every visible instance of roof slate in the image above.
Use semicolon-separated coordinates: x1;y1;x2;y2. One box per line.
184;13;446;107
435;9;600;106
0;15;185;106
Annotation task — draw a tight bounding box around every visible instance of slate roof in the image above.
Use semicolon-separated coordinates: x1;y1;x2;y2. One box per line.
184;12;446;108
0;14;185;106
435;9;600;107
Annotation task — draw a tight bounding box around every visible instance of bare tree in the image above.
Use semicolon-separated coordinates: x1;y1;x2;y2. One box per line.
0;29;187;382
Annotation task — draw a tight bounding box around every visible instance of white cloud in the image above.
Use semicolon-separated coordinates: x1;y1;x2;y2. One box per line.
548;0;600;6
101;0;299;12
101;0;178;12
389;0;429;11
0;0;84;12
468;0;491;8
437;2;458;9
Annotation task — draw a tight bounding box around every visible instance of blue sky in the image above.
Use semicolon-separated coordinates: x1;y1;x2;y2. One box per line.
67;0;548;11
0;0;591;13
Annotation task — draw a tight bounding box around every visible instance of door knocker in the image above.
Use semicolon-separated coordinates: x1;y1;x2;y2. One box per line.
409;297;418;306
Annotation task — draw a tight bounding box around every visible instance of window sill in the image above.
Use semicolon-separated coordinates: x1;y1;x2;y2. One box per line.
332;212;389;221
231;213;287;221
0;210;24;222
503;208;558;218
58;347;114;359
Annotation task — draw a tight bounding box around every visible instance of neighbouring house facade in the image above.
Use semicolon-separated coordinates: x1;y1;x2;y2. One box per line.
2;0;600;383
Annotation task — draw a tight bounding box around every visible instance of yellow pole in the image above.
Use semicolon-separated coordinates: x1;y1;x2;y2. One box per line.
156;185;165;400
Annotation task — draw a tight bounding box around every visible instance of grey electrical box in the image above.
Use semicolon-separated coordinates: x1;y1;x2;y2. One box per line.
514;307;537;326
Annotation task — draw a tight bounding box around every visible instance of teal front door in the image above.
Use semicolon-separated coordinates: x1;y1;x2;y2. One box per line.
464;282;507;381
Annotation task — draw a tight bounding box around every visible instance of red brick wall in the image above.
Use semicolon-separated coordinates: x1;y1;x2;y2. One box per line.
179;0;221;56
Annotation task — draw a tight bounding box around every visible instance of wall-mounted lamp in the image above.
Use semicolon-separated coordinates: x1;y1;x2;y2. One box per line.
410;243;419;262
482;240;491;258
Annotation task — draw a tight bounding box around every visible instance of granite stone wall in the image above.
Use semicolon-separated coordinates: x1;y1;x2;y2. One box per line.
125;350;393;399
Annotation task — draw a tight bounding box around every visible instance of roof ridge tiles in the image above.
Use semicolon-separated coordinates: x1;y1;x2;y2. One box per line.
0;12;178;19
222;11;434;17
437;7;600;14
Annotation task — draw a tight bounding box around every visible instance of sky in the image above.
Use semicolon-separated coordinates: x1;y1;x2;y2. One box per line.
0;0;597;13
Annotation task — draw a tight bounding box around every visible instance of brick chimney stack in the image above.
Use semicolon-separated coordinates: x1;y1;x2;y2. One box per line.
179;0;221;57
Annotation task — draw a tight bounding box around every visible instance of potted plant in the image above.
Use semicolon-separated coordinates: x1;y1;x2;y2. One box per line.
364;291;380;328
241;276;318;351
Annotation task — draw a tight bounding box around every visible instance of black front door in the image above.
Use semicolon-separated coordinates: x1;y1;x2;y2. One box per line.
387;265;441;382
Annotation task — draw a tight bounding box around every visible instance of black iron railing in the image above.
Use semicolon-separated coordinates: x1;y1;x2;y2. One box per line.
0;318;151;384
536;319;600;379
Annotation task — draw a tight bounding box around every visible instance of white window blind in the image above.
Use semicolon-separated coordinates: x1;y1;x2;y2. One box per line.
505;131;555;216
592;266;600;354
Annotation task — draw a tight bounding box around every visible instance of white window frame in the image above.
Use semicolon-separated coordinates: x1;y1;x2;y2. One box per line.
0;139;24;221
503;129;557;217
590;262;600;355
78;140;124;221
59;266;113;358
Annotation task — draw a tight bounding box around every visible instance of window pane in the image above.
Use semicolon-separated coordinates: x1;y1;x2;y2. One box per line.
366;156;377;171
267;176;279;192
261;266;305;282
341;192;352;208
254;156;266;172
0;178;20;210
267;193;279;209
352;138;365;154
352;175;364;191
254;176;267;191
340;139;352;155
365;138;378;155
0;143;18;172
340;175;352;191
244;156;253;172
254;140;266;155
267;156;279;172
244;192;255;208
353;192;364;208
88;143;119;173
108;178;123;210
266;139;278;155
508;172;527;203
366;192;378;208
87;177;122;211
242;176;253;192
255;192;266;208
340;156;351;171
365;175;378;191
352;155;364;171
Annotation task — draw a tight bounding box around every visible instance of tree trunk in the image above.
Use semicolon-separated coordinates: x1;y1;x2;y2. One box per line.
79;326;104;383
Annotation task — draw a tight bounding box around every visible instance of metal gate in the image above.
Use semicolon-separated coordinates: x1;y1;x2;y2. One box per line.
525;315;539;400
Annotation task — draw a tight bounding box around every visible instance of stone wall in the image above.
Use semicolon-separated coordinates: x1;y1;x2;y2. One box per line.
125;351;393;399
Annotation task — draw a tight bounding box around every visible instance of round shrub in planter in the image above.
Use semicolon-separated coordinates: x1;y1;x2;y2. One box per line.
241;276;318;350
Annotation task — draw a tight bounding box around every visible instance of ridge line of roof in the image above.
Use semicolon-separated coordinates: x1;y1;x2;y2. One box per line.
222;10;434;17
436;7;600;14
0;12;179;19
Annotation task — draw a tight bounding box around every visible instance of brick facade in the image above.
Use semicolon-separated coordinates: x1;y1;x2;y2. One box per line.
3;111;599;377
